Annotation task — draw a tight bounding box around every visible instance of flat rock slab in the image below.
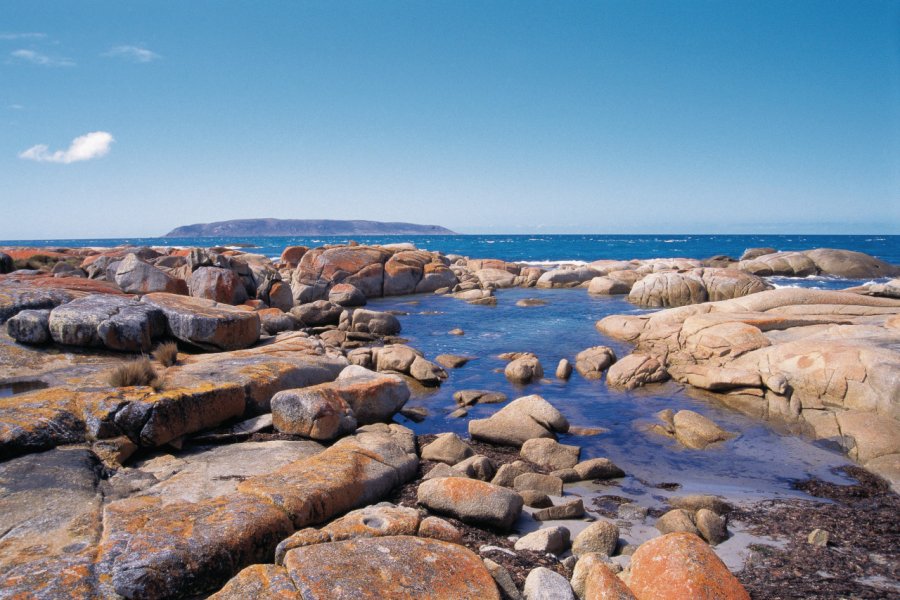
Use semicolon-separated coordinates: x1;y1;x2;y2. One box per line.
142;292;260;351
0;448;104;598
282;536;500;599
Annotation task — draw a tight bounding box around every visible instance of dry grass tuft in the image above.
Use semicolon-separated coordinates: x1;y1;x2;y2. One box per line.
107;358;162;390
152;341;179;367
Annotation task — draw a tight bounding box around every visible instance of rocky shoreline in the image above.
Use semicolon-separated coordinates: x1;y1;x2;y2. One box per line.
0;241;898;599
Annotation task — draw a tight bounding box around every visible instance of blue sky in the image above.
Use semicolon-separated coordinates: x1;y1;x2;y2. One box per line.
2;1;898;239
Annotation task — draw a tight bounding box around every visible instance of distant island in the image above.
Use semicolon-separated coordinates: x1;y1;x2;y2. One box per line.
164;218;456;237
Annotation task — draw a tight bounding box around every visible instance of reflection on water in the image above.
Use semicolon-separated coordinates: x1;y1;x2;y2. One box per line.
0;380;49;398
368;287;854;501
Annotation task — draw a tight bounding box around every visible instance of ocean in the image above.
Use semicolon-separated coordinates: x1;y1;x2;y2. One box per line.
2;234;898;265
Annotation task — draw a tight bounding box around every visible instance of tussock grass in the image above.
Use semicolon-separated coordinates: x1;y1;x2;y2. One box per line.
107;358;162;390
152;341;179;367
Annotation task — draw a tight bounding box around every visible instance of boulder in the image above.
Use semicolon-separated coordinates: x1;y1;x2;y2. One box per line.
672;410;733;450
282;536;500;599
655;509;700;537
328;283;366;307
291;300;344;326
584;561;636;600
469;395;569;447
491;461;535;487
188;266;249;305
556;358;573;380
575;347;617;379
142;292;260;351
738;251;818;277
0;252;12;274
629;271;707;307
271;387;357;440
343;309;402;335
417;477;523;530
416;262;458;294
421;433;475;465
739;247;777;261
628;533;750;599
532;498;585;521
6;308;51;344
572;520;619;557
573;458;625;481
588;276;632;295
537;267;598;288
505;354;545;384
293;245;393;299
280;245;308;267
258;307;296;335
805;248;899;278
695;508;728;545
49;294;167;352
114;254;188;295
605;354;668;389
514;473;564;496
383;250;433;295
483;558;522;600
523;567;576;600
515;526;571;554
435;353;470;369
454;455;496;480
521;438;580;470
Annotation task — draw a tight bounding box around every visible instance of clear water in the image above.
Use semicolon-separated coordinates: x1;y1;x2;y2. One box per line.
2;234;898;265
369;287;855;501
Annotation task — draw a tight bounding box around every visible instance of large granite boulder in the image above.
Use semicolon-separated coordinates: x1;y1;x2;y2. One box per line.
189;266;249;305
114;254;188;295
275;536;499;600
628;533;750;599
469;395;569;447
575;346;617;379
805;248;899;279
6;308;52;344
292;246;393;301
536;267;599;288
142;292;260;351
341;308;401;335
291;300;343;327
49;294;167;352
417;477;524;530
0;252;12;274
629;268;771;308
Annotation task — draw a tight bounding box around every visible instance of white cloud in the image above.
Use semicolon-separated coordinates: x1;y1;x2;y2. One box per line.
8;104;24;110
103;45;161;63
10;49;74;67
0;33;46;41
19;131;114;164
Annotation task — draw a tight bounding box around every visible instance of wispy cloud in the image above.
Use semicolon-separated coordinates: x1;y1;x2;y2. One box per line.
10;49;74;67
19;131;114;164
103;45;161;63
0;32;47;41
8;104;24;110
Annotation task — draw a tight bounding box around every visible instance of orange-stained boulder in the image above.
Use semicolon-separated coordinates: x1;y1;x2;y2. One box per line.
280;245;308;268
142;292;260;351
628;532;750;600
585;562;636;600
210;564;298;599
282;536;500;600
189;266;249;305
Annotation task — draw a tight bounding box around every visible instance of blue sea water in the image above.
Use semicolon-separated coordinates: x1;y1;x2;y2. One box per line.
2;234;899;265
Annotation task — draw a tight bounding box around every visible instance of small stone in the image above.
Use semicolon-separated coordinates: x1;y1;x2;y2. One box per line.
573;458;625;481
454;455;496;481
520;490;553;508
808;528;830;547
483;558;522;600
449;328;465;335
655;509;699;537
695;508;728;545
435;354;471;369
616;503;648;521
514;473;564;496
421;433;475;465
514;526;571;554
550;468;580;483
492;461;535;487
423;463;465;480
400;406;428;422
533;499;585;521
523;567;575;600
521;438;581;471
418;516;463;544
572;520;619;557
556;359;573;380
